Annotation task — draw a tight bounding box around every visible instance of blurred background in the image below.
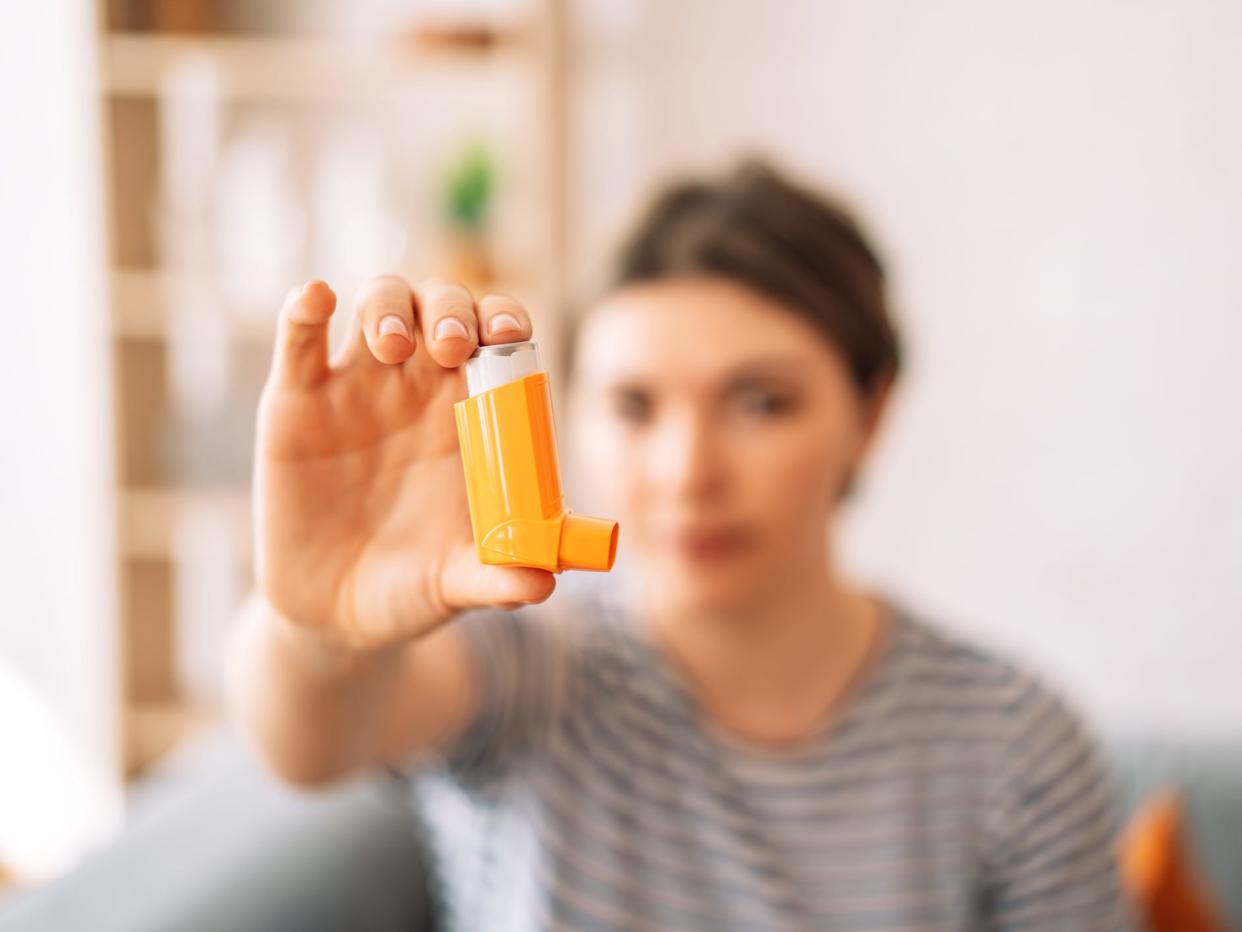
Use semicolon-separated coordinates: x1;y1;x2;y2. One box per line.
1;0;1240;919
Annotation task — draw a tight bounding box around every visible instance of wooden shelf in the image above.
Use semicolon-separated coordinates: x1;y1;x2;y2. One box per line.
120;486;251;561
125;700;220;779
112;267;555;345
98;1;568;787
101;31;531;101
110;269;275;346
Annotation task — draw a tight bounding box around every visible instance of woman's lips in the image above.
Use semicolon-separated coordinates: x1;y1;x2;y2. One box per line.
672;526;753;560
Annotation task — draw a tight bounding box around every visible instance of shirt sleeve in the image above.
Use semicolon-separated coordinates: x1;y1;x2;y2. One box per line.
980;672;1140;931
426;601;578;789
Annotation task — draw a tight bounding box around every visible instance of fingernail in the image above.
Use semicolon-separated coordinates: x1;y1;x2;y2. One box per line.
434;317;470;341
488;313;521;336
378;315;409;339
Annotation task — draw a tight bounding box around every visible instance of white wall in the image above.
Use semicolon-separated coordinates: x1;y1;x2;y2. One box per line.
569;0;1242;736
0;1;123;876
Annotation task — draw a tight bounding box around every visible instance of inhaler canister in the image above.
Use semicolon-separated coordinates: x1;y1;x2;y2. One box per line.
453;340;619;574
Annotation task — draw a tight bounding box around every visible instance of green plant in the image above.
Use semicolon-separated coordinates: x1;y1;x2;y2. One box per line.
442;140;494;233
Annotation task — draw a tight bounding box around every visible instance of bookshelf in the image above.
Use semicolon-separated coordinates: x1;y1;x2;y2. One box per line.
95;0;569;779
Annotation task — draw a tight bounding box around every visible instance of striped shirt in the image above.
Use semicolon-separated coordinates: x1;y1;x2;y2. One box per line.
401;587;1136;931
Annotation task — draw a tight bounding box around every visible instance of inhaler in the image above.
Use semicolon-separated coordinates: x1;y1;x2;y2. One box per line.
453;340;619;573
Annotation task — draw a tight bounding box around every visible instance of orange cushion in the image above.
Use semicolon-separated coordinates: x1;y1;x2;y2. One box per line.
1117;787;1230;932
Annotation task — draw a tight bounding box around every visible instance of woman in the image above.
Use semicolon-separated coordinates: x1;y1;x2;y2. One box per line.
227;160;1134;930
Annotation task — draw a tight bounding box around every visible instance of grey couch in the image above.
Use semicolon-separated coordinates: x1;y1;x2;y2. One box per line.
0;731;430;932
3;729;1239;931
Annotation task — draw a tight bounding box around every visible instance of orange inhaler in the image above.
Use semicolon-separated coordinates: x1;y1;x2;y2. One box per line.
453;340;618;573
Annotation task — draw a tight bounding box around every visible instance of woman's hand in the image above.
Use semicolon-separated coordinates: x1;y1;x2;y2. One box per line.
253;275;557;652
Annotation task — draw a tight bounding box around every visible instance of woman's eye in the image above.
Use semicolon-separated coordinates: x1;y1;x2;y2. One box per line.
613;391;652;423
734;389;793;417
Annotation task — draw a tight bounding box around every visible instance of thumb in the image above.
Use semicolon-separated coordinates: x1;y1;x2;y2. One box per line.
439;550;557;614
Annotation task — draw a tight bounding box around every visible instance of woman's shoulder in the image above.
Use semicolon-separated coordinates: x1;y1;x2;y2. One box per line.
886;602;1119;842
885;600;1102;749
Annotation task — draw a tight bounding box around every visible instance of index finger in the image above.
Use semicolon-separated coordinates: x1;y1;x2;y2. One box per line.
475;292;533;345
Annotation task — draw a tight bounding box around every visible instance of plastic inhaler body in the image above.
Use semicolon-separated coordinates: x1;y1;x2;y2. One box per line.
453;340;619;574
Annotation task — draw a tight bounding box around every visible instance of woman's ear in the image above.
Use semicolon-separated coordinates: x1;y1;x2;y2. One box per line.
856;372;896;457
835;375;896;505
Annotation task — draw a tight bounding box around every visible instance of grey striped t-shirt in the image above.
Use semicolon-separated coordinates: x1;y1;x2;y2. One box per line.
402;590;1136;931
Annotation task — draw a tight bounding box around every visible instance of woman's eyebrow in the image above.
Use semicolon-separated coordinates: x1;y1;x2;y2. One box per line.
603;377;650;393
598;358;809;393
724;358;810;382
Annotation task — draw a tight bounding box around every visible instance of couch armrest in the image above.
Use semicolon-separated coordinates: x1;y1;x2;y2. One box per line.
0;728;431;932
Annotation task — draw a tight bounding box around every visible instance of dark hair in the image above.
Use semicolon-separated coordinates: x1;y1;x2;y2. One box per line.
564;157;901;399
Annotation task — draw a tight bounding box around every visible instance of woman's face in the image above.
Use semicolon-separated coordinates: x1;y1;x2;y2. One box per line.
569;275;885;616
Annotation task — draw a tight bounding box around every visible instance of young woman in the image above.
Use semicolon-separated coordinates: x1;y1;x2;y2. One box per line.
227;160;1135;930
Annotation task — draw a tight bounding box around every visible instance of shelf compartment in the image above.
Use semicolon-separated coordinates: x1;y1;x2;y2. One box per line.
102;31;531;102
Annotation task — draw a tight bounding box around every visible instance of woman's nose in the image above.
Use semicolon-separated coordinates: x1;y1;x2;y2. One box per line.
645;413;725;502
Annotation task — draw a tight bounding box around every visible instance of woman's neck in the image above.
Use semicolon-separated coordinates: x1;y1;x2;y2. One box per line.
636;554;886;748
